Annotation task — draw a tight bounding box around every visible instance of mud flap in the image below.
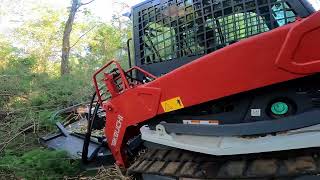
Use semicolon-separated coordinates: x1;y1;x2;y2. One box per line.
40;121;114;167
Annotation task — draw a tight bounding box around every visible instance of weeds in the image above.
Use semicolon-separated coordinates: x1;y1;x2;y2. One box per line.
0;149;81;180
0;57;92;179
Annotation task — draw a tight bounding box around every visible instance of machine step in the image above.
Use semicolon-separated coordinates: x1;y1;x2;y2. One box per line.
141;123;320;156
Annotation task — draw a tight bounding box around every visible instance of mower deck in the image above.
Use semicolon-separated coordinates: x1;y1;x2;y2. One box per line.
40;121;114;166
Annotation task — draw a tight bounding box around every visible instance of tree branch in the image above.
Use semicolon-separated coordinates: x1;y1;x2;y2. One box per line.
79;0;96;7
70;24;98;49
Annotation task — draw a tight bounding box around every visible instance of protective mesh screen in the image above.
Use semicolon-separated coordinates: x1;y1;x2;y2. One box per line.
134;0;296;65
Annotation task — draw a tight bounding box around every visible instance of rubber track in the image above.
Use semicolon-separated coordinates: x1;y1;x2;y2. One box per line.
128;148;320;179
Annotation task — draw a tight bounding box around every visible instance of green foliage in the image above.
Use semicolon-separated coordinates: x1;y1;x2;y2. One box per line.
87;23;131;70
29;74;91;108
0;35;16;64
0;1;133;179
12;5;66;74
0;149;80;180
90;24;122;60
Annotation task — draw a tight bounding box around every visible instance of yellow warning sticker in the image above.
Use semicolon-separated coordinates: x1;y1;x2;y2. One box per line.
161;97;184;112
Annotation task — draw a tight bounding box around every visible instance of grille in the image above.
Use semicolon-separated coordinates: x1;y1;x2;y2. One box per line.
133;0;297;65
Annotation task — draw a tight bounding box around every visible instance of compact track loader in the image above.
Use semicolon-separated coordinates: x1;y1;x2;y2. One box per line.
42;0;320;179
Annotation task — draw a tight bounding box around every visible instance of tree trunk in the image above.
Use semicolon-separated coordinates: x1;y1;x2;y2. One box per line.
61;0;79;76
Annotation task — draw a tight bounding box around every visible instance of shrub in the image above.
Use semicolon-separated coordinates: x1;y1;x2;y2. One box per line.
0;149;81;180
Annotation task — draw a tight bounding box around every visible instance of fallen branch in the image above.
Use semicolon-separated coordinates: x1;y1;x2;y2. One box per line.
115;165;129;180
0;93;28;99
0;111;8;116
0;124;34;152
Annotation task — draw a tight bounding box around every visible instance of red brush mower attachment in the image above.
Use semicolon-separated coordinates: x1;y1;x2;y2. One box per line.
40;60;158;168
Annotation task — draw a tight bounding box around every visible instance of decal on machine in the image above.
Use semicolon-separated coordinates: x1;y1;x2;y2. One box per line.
183;120;219;125
161;97;184;112
251;109;261;117
111;114;124;146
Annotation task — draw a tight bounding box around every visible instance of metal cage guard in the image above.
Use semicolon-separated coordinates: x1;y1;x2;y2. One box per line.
93;60;129;105
93;60;157;105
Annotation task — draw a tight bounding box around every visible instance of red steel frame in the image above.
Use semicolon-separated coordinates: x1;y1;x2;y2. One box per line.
93;61;157;103
93;11;320;166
